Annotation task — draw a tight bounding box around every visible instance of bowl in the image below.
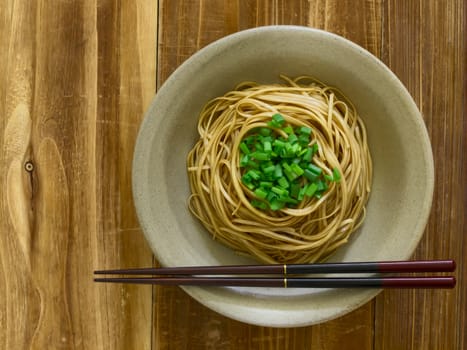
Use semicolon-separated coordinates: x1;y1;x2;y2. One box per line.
132;26;434;327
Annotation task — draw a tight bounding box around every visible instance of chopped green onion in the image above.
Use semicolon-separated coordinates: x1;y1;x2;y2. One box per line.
272;113;285;125
302;148;313;162
247;159;259;169
270;199;285;211
268;113;285;128
277;176;289;189
238;119;334;211
240;154;249;167
283;125;294;134
304;169;319;182
283;143;294;157
259;127;272;136
284;170;297;182
307;163;322;175
273;139;285;149
283;197;299;205
262;165;275;174
266;191;277;203
298;147;308;157
290;183;301;198
246;169;261;181
261;135;273;143
287;133;298;144
251;151;270;161
244;182;255;190
316;180;328;192
291;143;301;155
274;164;283;179
298;134;310;146
260;181;273;188
305;183;318;197
254;188;268;199
290;163;304;176
333;167;341;182
282;163;298;181
254;142;263;151
271;186;288;196
243;136;254;145
297;186;306;200
292;157;301;164
299;126;312;135
240;142;250;154
251;199;268;210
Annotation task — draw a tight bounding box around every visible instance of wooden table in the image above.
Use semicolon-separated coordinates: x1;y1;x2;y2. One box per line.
1;1;465;349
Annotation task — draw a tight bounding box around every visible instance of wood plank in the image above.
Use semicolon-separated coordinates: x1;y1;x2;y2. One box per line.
308;0;382;57
375;1;466;349
155;287;373;350
0;1;40;347
92;0;157;349
0;0;157;348
157;0;311;85
155;1;381;349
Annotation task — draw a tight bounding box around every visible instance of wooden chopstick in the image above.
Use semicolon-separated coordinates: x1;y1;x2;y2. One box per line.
94;259;456;276
93;276;456;289
93;260;456;289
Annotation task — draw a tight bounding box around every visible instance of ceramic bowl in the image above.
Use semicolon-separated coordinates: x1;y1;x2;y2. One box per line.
132;26;434;327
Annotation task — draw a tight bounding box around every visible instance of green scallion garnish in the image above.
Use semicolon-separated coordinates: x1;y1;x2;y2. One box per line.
239;113;340;210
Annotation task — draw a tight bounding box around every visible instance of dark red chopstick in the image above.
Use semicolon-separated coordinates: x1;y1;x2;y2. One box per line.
94;260;456;289
94;259;456;276
93;276;456;289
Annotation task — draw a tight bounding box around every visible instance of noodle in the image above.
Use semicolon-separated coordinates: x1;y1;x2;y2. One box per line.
187;76;372;264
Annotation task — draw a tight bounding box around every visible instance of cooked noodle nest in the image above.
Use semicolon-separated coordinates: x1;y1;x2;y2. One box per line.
187;76;372;264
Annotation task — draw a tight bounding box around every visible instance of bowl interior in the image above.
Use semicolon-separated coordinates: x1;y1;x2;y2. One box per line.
132;26;433;327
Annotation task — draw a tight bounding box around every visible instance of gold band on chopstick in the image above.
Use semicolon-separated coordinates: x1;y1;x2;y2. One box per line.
284;277;288;288
283;264;287;275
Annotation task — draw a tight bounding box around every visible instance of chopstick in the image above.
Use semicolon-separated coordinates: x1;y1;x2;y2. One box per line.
93;276;456;289
94;259;455;275
93;260;456;289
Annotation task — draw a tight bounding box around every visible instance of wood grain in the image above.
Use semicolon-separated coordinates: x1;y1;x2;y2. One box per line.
1;1;41;347
375;1;466;349
93;1;157;349
0;0;465;349
0;0;157;349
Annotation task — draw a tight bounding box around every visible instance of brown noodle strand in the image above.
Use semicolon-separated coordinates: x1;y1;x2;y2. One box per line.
187;76;372;263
